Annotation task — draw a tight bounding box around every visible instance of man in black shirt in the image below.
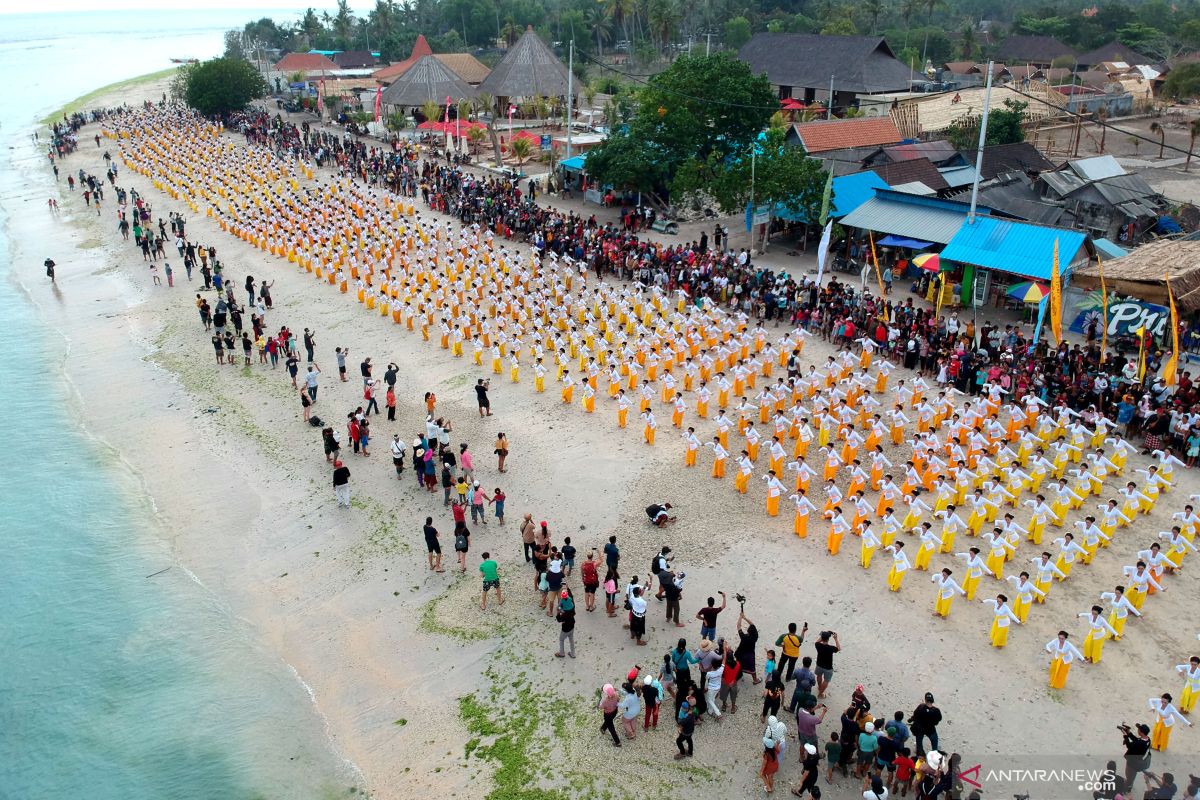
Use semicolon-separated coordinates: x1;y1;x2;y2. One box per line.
423;516;443;572
332;459;351;508
303;328;316;362
1121;723;1152;794
476;378;492;417
909;693;943;756
675;699;696;759
813;631;840;698
360;356;373;385
383;362;398;391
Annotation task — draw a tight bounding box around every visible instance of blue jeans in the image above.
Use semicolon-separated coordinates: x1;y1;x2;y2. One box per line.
700;625;716;641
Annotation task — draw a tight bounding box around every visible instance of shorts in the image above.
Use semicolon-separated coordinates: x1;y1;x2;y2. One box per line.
483;579;500;590
583;582;599;594
878;758;896;772
815;666;833;681
565;558;575;570
857;750;875;766
425;538;441;554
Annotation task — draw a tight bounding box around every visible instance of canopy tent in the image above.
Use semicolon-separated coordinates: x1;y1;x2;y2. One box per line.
939;216;1087;281
560;155;586;172
478;27;575;99
380;55;476;107
877;235;933;249
1072;239;1200;311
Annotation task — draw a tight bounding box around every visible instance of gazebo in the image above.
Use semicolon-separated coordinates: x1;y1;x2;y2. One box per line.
477;27;576;101
380;54;477;109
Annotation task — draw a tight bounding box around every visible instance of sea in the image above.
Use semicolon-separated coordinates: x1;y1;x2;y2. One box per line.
0;10;356;800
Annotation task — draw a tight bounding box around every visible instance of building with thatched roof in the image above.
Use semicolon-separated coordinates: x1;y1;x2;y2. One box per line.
380;55;476;107
477;27;575;99
372;36;491;86
1072;240;1200;310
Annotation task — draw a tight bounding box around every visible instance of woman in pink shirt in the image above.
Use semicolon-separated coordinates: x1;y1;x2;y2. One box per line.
459;443;475;482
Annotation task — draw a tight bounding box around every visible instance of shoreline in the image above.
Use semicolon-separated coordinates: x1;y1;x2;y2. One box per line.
20;82;1200;800
39;67;181;125
7;77;365;797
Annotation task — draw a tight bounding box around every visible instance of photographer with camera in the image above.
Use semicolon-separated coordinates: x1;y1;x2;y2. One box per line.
813;630;840;699
1120;722;1152;795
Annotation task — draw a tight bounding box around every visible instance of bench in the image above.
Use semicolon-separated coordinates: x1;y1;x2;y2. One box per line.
649;219;678;235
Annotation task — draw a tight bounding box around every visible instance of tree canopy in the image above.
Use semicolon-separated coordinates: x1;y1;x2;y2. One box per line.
673;127;829;228
184;58;268;117
584;52;775;195
1163;63;1200;101
945;99;1028;151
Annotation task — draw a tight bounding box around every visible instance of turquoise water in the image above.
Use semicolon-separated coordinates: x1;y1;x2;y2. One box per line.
0;11;352;800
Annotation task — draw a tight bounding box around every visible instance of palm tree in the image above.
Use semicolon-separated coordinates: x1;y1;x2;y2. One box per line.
861;0;885;35
919;0;944;67
900;0;920;49
334;0;355;47
420;99;441;124
510;136;533;167
1187;118;1200;172
605;0;635;44
960;22;977;59
1150;121;1166;159
500;19;522;46
385;111;409;132
587;7;614;56
647;0;682;53
465;126;484;153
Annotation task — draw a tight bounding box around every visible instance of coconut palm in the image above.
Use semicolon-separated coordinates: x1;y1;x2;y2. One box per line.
587;6;614;56
420;99;441;124
605;0;635;44
861;0;885;35
464;125;483;151
1094;106;1108;153
1150;121;1166;159
509;136;534;167
900;0;921;48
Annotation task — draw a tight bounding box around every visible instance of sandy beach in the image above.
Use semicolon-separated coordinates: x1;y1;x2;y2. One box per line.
15;75;1200;800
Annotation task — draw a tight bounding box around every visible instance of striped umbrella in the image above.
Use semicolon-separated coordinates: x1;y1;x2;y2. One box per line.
912;252;941;272
1006;281;1051;303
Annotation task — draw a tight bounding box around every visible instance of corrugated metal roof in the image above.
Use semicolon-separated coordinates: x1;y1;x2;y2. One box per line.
1093;237;1129;259
940;216;1087;280
774;170;890;222
839;190;984;244
938;164;978;188
1068;155;1125;181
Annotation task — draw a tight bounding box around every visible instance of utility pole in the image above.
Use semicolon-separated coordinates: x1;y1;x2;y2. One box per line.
827;74;834;120
566;40;574;160
706;33;712;56
967;60;994;225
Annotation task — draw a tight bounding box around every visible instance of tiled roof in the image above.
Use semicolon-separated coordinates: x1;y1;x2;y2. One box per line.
433;53;491;84
275;53;340;73
373;35;434;82
792;117;903;154
868;157;950;191
993;35;1076;64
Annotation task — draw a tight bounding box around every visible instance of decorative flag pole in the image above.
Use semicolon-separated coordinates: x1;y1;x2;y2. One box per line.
1164;271;1180;386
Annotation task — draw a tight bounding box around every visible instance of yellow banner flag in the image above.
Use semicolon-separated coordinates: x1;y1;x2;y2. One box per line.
1049;238;1063;345
868;232;886;301
1163;272;1180;386
1097;254;1108;364
1136;325;1148;382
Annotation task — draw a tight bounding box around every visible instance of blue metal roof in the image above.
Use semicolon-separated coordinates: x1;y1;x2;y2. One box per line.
940;216;1087;280
1093;237;1128;260
839;189;988;245
831;171;890;218
773;171;891;223
560;155;586;171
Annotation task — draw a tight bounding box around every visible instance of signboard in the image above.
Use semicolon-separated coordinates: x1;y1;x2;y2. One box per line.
540;134;552;151
744;203;770;232
1068;290;1169;340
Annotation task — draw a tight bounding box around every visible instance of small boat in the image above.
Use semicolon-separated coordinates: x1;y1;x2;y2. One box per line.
170;57;199;64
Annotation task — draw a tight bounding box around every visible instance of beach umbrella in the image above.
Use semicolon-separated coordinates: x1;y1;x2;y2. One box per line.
912;252;941;272
1006;281;1051;304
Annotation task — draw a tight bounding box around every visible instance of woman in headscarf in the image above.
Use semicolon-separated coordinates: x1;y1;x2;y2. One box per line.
598;684;621;747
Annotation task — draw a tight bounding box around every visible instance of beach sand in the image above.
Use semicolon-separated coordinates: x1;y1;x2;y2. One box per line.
15;76;1200;799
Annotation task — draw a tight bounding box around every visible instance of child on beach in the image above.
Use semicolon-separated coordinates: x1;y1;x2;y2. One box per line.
490;487;506;524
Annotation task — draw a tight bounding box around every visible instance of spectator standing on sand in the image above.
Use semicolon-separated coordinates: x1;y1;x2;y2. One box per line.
480;551;503;609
